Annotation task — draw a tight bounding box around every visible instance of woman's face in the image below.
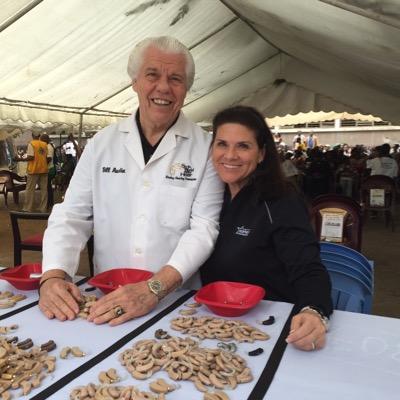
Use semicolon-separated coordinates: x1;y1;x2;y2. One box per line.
212;123;265;196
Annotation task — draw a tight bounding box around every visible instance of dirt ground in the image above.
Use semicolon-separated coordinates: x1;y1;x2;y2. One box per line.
0;191;399;318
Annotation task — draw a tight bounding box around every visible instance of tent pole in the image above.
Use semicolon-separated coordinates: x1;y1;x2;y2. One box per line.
78;114;83;145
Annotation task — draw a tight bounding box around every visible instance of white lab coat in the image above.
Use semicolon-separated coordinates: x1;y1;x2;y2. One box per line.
42;112;224;283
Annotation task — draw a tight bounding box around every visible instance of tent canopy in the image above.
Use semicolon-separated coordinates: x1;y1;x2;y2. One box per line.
0;0;399;130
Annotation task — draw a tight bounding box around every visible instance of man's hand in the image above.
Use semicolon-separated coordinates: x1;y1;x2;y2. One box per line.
87;265;182;326
87;281;158;326
286;311;327;351
39;277;82;321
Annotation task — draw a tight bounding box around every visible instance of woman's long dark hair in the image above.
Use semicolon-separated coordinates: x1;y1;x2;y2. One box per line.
212;105;287;199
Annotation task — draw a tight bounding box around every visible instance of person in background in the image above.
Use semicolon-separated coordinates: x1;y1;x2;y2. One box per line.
294;136;306;152
201;106;332;352
39;36;223;326
366;143;398;178
281;151;301;191
292;131;306;150
306;132;318;149
40;133;55;208
15;132;49;212
62;133;80;168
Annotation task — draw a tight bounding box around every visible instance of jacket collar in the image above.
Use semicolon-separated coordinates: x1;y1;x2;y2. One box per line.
120;111;190;168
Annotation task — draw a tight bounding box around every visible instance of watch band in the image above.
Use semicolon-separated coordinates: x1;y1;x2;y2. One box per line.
300;306;330;331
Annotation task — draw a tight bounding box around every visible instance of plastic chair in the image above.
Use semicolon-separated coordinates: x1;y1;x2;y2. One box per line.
0;170;26;207
326;269;373;314
321;252;373;281
9;211;94;274
319;242;372;271
310;194;363;251
360;175;396;231
322;259;372;288
9;211;50;266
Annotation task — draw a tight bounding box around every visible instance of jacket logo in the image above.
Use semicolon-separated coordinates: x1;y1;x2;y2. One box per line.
102;167;126;173
166;163;196;181
235;226;251;237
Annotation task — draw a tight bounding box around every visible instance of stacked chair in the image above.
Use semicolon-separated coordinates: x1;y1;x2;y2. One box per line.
310;194;363;251
320;242;373;314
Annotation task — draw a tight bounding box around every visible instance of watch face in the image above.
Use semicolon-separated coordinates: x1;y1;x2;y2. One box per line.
151;280;162;292
148;279;163;295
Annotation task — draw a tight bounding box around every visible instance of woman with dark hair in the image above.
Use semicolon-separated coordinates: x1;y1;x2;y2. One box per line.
200;106;332;352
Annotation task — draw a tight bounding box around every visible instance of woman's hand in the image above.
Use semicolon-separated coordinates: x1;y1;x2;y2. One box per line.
39;278;82;321
286;310;327;351
87;281;158;326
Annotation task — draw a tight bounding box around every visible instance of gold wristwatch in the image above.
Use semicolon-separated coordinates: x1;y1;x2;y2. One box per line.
147;279;165;301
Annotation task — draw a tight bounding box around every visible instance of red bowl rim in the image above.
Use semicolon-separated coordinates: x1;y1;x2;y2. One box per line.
88;268;153;290
0;263;42;283
195;281;265;310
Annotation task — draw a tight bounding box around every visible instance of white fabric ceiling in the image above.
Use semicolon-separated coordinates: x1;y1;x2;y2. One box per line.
0;0;399;130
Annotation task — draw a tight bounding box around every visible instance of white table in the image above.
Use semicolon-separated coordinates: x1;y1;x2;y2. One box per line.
0;278;398;400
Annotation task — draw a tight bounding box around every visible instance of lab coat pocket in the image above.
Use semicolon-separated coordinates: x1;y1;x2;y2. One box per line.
159;185;196;230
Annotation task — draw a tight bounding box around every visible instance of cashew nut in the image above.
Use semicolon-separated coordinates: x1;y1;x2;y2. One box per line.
71;347;85;357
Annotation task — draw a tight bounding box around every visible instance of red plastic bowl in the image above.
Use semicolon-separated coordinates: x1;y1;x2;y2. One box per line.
88;268;154;294
0;263;42;290
194;281;265;317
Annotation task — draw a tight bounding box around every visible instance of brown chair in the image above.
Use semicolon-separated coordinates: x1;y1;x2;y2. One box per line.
9;211;94;273
360;175;396;231
0;170;26;207
310;194;363;251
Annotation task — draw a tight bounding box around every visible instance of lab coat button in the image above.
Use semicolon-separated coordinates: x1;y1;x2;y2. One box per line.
134;248;142;255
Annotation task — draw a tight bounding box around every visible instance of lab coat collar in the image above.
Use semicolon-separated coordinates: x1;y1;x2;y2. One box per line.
119;112;190;168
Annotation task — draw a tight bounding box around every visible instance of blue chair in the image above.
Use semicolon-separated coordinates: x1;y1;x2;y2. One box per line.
325;268;373;314
320;250;373;276
320;242;371;271
321;258;373;288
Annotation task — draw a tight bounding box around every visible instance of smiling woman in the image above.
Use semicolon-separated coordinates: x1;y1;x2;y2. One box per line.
201;105;333;352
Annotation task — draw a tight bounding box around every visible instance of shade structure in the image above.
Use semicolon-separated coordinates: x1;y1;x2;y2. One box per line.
0;0;399;130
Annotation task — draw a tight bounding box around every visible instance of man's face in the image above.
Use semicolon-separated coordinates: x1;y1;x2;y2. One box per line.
133;46;188;133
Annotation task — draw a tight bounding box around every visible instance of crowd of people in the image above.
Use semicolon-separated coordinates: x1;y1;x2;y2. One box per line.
274;131;399;201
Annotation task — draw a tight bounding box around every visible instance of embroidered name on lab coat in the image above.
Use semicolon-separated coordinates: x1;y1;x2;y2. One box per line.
235;226;251;236
165;162;196;181
102;167;126;173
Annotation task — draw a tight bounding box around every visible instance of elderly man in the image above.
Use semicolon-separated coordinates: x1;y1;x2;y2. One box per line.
39;36;224;325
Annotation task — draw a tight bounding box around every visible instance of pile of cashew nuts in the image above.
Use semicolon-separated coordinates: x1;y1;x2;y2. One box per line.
77;295;98;319
170;316;270;342
0;291;26;309
0;331;56;398
70;379;175;400
119;335;253;397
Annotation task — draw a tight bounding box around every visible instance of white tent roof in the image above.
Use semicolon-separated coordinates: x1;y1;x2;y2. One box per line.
0;0;399;130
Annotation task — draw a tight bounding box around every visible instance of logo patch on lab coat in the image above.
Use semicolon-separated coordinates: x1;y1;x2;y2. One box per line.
235;226;251;236
165;162;196;181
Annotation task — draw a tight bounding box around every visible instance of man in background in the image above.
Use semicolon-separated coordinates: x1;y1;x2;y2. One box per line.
40;133;55;208
17;132;49;212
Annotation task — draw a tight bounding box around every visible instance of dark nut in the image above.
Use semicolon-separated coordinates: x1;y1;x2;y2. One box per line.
248;347;264;356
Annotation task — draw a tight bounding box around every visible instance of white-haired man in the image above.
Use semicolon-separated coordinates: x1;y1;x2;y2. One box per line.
39;36;224;325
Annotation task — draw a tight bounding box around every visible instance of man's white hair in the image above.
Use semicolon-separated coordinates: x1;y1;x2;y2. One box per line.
127;36;195;89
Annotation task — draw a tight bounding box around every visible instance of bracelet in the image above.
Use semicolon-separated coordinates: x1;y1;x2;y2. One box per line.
38;276;64;295
300;306;330;332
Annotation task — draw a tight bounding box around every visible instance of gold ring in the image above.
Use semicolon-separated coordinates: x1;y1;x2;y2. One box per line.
311;341;316;351
114;306;124;318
